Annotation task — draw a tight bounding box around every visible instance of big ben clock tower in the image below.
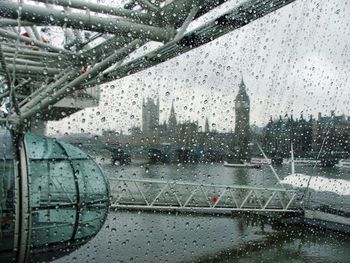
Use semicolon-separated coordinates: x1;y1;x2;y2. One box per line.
234;78;250;161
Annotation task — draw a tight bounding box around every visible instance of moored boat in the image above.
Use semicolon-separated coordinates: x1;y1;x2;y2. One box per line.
223;161;261;169
283;158;320;166
335;159;350;169
250;157;272;165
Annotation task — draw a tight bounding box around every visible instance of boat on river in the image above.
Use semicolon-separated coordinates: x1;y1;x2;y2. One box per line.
335;159;350;169
283;158;320;166
223;161;261;169
250;158;272;165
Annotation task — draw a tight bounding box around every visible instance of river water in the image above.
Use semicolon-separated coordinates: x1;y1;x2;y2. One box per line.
54;159;350;263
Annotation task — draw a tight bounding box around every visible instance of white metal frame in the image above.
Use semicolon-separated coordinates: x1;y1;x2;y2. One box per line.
0;0;296;127
109;177;299;213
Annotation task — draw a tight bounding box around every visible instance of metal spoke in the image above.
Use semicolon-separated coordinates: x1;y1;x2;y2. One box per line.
212;189;227;208
0;0;297;128
150;183;168;206
134;181;149;205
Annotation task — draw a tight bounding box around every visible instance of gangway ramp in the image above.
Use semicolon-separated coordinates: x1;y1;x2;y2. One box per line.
109;178;300;214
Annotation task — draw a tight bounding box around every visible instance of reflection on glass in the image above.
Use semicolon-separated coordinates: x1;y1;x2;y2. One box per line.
25;133;109;252
0;130;16;262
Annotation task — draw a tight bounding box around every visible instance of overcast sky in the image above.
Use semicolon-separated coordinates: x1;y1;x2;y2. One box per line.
47;0;350;136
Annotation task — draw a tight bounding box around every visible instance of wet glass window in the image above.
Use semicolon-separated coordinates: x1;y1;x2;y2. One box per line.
25;133;109;249
0;130;16;261
0;0;350;262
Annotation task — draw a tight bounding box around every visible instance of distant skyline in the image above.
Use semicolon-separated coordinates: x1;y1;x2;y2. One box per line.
47;0;350;136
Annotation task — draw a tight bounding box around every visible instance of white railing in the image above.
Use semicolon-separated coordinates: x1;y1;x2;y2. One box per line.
109;178;299;213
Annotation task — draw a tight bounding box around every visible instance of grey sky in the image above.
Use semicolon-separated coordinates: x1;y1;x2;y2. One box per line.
47;0;350;136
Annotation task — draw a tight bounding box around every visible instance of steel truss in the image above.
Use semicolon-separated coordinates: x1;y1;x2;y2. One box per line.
0;0;296;127
110;177;299;213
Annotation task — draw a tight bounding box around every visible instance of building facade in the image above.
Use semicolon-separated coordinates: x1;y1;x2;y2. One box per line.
263;111;350;158
234;79;250;161
312;111;350;155
168;100;177;133
142;97;159;136
263;114;313;157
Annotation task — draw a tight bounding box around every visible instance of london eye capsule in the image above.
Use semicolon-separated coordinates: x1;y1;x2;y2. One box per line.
0;129;110;262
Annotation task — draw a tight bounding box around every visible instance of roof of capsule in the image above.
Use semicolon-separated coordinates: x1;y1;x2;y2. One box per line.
24;133;89;160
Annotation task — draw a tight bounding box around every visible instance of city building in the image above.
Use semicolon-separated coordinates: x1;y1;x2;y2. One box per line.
312;111;350;155
263;111;350;158
205;118;210;133
142;97;159;136
234;78;251;161
103;90;254;162
168;100;177;133
263;114;313;157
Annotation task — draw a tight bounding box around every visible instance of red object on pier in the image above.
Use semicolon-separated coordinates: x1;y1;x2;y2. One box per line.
209;196;218;204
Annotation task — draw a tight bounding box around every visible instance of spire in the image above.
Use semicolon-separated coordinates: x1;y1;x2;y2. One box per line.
168;99;177;131
170;100;175;115
205;117;210;133
237;76;249;98
239;77;246;92
235;76;249;104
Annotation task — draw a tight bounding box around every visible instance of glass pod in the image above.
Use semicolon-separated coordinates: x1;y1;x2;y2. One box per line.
0;130;109;262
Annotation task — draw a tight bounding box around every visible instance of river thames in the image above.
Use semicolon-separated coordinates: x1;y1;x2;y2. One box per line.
54;159;350;263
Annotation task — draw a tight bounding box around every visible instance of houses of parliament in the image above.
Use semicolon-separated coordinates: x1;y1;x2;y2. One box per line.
101;78;251;162
131;79;251;160
102;77;350;162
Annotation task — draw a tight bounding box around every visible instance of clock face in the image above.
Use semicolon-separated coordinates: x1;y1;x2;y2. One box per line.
236;101;249;108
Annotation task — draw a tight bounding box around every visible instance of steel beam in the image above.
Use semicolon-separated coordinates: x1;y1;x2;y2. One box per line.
2;46;64;58
110;205;299;214
16;39;145;122
137;0;159;12
90;0;296;85
173;6;199;41
5;58;47;67
78;36;131;64
33;0;151;23
0;28;69;54
5;64;62;75
0;18;33;27
0;0;297;126
2;53;60;64
0;1;175;42
0;78;32;101
109;177;300;213
18;66;75;107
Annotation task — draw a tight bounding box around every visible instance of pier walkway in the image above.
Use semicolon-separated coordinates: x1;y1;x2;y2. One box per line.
109;177;300;214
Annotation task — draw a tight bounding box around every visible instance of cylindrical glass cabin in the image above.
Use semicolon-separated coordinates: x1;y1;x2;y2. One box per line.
0;130;109;262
